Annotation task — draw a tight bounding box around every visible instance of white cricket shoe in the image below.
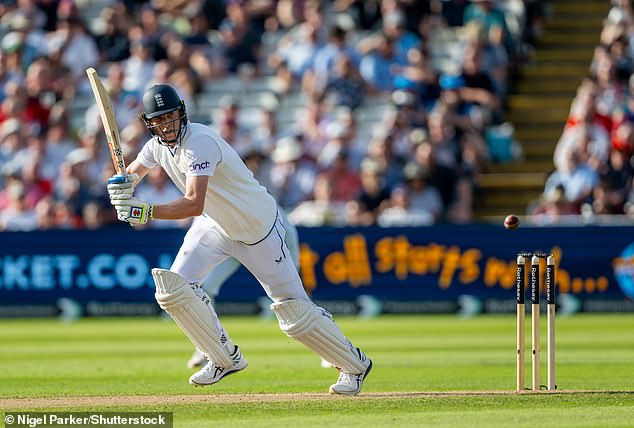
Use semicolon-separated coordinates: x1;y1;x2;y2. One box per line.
328;348;372;396
187;349;207;369
189;346;247;386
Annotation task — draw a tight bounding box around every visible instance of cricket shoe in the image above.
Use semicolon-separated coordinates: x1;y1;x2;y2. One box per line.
328;348;372;396
186;349;207;369
189;346;247;386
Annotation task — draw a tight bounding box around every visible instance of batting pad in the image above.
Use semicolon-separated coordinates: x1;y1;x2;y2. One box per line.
152;268;233;368
270;299;367;374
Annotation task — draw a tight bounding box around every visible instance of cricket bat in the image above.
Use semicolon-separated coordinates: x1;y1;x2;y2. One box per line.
86;67;127;182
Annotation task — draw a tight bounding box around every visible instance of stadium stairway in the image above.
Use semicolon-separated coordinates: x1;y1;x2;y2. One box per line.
474;0;608;219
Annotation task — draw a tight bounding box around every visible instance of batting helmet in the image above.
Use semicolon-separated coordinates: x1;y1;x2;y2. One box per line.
141;84;188;145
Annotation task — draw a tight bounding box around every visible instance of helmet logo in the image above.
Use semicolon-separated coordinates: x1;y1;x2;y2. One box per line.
154;94;164;107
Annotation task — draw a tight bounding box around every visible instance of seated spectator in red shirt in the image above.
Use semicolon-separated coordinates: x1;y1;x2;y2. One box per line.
23;59;54;128
321;149;361;202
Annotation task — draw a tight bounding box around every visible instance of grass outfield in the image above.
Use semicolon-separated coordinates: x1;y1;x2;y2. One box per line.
0;314;633;427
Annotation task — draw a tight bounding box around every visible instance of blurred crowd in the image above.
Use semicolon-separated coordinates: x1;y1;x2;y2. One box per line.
0;0;545;231
531;0;634;223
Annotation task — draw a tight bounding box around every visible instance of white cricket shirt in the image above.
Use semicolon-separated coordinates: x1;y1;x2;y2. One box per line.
136;123;278;243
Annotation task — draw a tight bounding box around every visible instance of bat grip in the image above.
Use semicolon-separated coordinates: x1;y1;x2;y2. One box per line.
107;175;128;184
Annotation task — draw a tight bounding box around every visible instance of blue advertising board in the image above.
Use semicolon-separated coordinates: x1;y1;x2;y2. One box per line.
0;225;633;316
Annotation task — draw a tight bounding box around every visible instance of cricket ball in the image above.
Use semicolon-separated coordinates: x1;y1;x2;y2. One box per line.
504;214;520;230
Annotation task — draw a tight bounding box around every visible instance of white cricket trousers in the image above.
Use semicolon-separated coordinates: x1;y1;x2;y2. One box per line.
170;213;310;303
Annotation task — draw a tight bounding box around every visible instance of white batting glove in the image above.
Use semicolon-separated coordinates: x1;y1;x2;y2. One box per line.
107;173;139;201
112;197;153;225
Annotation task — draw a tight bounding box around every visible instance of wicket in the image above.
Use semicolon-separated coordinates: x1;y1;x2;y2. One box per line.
516;252;556;391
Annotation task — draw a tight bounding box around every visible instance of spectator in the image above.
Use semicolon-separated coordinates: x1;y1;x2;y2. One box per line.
135;167;190;229
333;0;382;30
46;16;99;86
242;147;275;192
554;87;610;172
544;150;599;210
402;162;444;221
95;6;131;62
34;196;58;230
385;89;425;155
612;119;634;155
81;200;113;230
269;22;321;82
381;10;422;65
364;132;405;189
16;146;53;210
288;173;347;226
216;96;253;154
54;149;94;223
297;96;329;155
44;115;76;180
531;184;578;224
320;54;365;110
459;41;501;123
427;107;462;168
275;0;305;30
463;0;514;56
220;1;262;74
433;74;474;133
555;123;610;173
89;63;140;133
0;181;38;231
122;38;157;95
134;5;169;61
358;33;399;92
1;22;42;73
317;117;363;170
595;56;626;118
356;158;391;225
377;185;435;227
393;47;440;109
608;34;632;81
413;136;460;217
457;21;508;97
594;148;634;213
307;26;358;93
251;104;283;153
268;135;317;209
23;59;55;128
165;38;200;104
0;119;22;173
321;148;362;202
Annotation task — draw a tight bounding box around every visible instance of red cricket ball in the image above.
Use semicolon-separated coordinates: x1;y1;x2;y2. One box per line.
504;214;520;229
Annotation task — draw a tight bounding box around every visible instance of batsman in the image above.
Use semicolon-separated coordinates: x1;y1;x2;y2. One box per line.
106;84;372;395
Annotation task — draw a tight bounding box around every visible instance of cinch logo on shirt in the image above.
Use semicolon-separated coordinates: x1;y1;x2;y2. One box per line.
188;161;210;172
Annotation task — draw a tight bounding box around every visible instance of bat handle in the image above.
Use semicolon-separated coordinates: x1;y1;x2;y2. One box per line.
107;175;128;184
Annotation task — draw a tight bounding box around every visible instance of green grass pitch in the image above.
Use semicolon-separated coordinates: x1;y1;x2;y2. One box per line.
1;314;633;427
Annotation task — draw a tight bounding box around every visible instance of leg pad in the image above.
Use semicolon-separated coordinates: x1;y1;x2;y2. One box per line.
153;268;233;368
270;299;367;373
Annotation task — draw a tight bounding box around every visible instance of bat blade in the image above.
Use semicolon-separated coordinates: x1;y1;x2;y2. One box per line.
86;67;126;177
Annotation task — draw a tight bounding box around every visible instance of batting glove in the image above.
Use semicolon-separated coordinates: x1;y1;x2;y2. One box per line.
107;173;139;201
112;197;153;225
